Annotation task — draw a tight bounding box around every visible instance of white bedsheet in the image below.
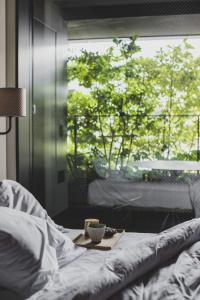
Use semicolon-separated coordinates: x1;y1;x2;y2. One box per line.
27;230;154;300
27;219;200;300
0;230;154;300
88;179;193;211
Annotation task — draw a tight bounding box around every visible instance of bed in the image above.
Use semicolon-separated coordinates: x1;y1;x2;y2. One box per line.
15;222;200;299
1;179;200;299
0;229;155;300
2;223;200;300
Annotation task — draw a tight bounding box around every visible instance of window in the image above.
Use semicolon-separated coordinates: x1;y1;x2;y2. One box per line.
65;14;200;231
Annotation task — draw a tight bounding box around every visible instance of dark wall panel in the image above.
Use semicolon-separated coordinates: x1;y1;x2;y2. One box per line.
32;19;56;211
17;0;32;190
17;0;68;216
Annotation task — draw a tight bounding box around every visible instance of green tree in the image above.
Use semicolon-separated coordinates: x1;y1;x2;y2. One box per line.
66;37;200;179
155;40;200;160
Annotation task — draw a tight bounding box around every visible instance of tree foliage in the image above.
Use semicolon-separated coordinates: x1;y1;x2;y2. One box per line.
66;37;200;178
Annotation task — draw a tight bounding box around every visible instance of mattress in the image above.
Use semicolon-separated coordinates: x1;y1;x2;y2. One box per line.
88;179;193;211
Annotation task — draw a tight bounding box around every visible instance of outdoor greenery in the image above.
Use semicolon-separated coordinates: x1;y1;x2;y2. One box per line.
66;36;200;179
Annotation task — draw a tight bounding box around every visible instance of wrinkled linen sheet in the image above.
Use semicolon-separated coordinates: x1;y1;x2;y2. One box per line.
0;180;66;232
28;218;200;300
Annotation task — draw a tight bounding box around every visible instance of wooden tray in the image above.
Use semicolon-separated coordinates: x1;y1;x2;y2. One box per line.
73;229;125;251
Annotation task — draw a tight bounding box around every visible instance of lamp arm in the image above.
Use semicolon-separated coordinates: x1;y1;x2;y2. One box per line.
0;117;12;135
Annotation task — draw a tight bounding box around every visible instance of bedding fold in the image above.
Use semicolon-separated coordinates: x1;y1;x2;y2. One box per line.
28;218;200;300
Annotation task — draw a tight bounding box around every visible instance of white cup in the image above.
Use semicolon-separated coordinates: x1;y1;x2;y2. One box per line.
84;218;99;237
87;224;106;243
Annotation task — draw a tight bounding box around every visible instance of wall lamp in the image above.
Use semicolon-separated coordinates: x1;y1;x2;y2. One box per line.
0;88;26;135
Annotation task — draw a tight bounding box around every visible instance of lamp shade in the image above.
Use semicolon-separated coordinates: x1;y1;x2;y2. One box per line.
0;88;26;117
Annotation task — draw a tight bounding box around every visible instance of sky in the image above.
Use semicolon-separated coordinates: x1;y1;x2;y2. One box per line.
68;36;200;58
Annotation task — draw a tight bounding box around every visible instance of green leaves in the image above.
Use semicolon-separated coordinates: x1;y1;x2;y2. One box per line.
66;37;200;177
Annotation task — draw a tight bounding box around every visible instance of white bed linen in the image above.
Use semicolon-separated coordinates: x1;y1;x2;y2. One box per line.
0;180;65;232
0;230;153;300
27;219;200;300
88;179;193;210
0;209;85;298
27;230;154;300
0;207;59;298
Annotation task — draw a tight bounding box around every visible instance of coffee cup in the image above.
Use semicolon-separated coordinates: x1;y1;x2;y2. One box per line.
84;218;99;237
87;223;106;243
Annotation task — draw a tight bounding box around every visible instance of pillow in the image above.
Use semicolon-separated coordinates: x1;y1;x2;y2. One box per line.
0;180;65;232
0;180;86;267
0;207;59;297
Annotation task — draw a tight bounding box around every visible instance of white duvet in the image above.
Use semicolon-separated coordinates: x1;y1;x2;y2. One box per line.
0;207;85;298
2;180;200;299
28;219;200;300
0;180;86;298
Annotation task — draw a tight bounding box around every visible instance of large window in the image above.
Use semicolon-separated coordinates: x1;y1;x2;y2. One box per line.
67;36;200;184
64;34;200;234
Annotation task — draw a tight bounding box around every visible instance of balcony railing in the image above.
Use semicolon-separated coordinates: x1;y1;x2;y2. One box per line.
66;113;200;204
66;113;200;166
